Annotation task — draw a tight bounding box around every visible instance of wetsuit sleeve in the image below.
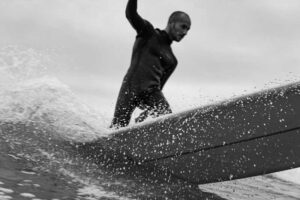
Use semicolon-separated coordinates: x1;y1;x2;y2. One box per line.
160;67;176;90
126;0;154;35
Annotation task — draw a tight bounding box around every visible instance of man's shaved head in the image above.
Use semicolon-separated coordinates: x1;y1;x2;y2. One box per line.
168;11;191;25
165;11;191;42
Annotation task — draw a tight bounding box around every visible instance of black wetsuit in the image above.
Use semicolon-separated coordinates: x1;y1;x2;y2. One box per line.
111;0;178;128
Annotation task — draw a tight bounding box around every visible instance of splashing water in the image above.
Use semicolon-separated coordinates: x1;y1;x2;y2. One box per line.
0;46;48;86
0;46;137;199
0;46;109;142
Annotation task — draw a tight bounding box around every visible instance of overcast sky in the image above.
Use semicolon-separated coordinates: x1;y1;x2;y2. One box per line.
1;0;300;109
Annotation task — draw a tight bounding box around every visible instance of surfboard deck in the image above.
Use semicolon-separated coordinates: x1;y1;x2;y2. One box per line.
80;82;300;184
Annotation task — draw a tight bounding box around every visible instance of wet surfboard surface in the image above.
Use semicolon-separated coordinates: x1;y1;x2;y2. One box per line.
82;81;300;184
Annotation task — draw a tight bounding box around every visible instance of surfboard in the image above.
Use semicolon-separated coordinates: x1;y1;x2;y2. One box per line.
80;82;300;184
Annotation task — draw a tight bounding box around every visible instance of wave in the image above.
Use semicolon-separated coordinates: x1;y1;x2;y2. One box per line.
0;46;110;142
0;46;299;199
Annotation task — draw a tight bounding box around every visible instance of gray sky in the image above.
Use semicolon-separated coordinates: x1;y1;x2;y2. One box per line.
1;0;300;107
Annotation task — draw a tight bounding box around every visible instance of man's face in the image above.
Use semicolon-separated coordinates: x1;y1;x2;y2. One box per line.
170;19;191;42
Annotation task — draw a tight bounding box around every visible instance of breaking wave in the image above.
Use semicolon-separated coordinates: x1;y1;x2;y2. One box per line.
0;46;109;142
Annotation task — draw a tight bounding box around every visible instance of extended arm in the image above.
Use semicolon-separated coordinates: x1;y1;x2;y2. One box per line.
126;0;151;34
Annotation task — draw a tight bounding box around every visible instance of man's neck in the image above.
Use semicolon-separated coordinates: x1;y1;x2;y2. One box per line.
164;27;174;43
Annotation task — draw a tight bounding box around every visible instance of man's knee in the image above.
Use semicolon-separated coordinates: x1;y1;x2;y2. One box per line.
155;100;172;114
111;104;134;129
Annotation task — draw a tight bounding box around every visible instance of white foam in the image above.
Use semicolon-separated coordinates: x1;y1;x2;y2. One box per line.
0;76;109;141
0;195;12;200
0;181;4;185
7;154;21;160
0;187;13;193
21;171;36;175
56;168;131;200
77;185;132;200
20;193;36;198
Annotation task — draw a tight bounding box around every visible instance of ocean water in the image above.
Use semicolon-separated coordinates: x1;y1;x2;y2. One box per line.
0;46;300;200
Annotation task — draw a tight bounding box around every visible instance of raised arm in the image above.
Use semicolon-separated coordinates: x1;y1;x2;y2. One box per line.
126;0;152;34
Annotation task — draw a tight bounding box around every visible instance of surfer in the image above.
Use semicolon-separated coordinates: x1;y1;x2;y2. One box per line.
110;0;191;128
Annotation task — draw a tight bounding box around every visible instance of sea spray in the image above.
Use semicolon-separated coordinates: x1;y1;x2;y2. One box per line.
0;46;48;87
0;46;129;199
0;46;109;142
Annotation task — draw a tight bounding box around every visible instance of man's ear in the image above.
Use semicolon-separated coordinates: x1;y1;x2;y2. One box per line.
167;21;174;26
167;22;174;30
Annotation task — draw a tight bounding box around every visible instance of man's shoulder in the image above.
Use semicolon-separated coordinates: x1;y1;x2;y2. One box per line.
136;20;156;37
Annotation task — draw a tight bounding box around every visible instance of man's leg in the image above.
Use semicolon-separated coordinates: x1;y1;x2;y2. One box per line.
135;90;172;123
110;88;137;128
